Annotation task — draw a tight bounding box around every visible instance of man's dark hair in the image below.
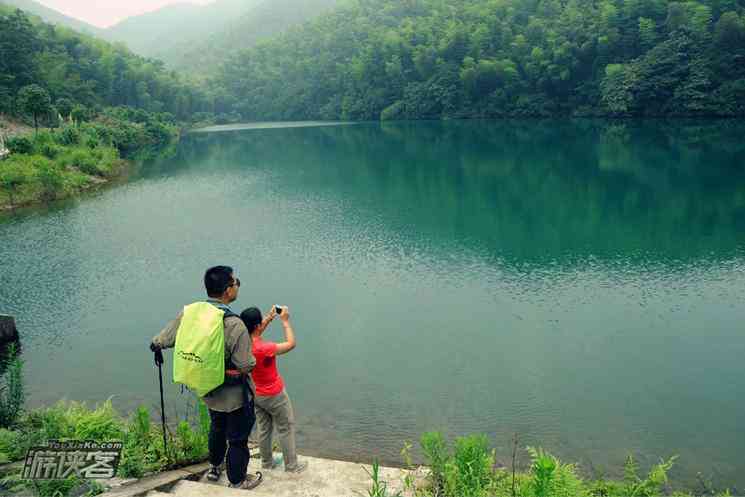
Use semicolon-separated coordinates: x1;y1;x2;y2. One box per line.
204;266;234;298
240;307;262;334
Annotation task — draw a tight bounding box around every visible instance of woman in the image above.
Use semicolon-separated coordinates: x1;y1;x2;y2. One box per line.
240;305;307;473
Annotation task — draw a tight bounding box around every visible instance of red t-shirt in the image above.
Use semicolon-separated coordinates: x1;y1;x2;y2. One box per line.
251;337;284;396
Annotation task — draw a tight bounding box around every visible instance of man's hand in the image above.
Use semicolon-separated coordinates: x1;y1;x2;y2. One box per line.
150;342;164;366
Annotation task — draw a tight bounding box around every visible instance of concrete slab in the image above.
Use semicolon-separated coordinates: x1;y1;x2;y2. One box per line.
99;462;209;497
186;454;409;497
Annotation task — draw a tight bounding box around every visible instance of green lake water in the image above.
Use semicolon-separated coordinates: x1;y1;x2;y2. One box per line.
1;120;744;489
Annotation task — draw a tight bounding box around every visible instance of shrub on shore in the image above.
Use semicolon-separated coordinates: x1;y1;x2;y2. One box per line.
0;106;178;210
390;431;734;497
0;400;209;496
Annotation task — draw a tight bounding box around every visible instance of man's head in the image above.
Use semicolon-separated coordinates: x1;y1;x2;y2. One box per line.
204;265;240;303
240;307;263;336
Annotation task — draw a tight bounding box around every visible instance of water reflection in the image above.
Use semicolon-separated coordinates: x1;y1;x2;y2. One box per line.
157;120;745;264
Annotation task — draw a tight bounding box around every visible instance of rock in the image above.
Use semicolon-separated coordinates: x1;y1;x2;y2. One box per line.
0;315;18;344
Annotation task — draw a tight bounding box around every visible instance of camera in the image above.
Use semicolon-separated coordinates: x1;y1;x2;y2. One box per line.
275;305;283;315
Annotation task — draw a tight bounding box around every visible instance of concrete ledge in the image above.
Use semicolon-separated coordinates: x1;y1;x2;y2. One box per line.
98;462;210;497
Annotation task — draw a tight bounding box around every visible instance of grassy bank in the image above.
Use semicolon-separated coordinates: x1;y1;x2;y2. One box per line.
0;346;210;497
0;107;178;211
383;432;734;497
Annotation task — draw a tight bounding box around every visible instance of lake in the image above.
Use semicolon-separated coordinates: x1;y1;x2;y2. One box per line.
1;120;744;489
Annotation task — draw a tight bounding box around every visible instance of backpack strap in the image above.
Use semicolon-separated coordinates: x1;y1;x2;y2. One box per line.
212;304;254;399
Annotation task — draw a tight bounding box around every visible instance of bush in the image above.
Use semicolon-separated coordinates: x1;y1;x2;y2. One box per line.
0;344;24;428
0;161;31;205
444;435;494;497
421;431;449;491
59;148;98;176
68;399;124;441
56;126;80;146
39;143;60;159
6;136;33;154
35;158;65;199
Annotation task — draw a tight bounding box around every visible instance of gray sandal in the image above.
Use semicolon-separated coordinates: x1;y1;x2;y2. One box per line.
229;471;263;490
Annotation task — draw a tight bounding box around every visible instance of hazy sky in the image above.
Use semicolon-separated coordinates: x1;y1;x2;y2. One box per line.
36;0;213;28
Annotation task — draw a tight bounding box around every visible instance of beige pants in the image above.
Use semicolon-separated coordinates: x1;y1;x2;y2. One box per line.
254;388;298;471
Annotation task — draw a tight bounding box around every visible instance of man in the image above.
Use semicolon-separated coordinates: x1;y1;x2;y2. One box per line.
150;265;262;490
239;305;307;473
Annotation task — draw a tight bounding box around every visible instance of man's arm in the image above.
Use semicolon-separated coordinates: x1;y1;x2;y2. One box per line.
151;311;183;350
227;317;255;376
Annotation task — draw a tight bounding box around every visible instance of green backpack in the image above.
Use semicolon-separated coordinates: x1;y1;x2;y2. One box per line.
173;302;231;397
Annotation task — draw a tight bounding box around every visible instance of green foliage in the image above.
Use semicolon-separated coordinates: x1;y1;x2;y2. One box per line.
0;343;24;430
0;161;30;205
421;431;449;491
6;135;33;154
0;397;212;496
35;157;64;199
527;447;587;497
0;427;25;461
71;105;91;125
56;97;73;120
413;433;689;497
17;84;51;130
529;447;557;497
444;435;494;497
69;399;124;441
119;406;153;478
57;125;80;146
0;10;208;121
364;459;401;497
620;454;678;496
0;112;174;209
207;0;745;119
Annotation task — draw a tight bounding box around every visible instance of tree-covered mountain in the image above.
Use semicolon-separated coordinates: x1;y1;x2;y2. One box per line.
0;0;101;35
167;0;341;73
206;0;745;120
101;0;261;63
0;6;208;120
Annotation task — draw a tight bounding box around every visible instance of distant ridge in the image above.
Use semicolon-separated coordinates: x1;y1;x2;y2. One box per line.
0;0;102;34
168;0;341;73
101;0;261;60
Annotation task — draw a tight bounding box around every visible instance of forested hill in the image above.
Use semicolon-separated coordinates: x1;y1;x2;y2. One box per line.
210;0;745;120
0;0;101;35
0;6;207;120
101;0;260;63
167;0;341;73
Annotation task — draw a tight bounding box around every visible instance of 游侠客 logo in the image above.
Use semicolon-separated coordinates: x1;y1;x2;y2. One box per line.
22;440;123;479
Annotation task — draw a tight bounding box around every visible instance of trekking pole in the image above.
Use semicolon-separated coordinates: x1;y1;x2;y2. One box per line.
153;348;168;459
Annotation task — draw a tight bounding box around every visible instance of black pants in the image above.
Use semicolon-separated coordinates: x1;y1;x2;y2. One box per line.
208;397;255;485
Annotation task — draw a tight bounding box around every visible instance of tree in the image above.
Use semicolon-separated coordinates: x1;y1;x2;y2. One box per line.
56;98;74;121
601;63;637;114
17;84;51;132
638;17;657;51
71;104;90;126
0;10;37;99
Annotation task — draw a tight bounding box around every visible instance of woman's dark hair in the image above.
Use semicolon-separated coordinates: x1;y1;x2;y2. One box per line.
240;307;263;333
204;265;233;297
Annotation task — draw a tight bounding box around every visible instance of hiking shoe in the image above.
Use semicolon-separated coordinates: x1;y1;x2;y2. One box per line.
206;465;221;482
285;460;308;474
229;472;263;490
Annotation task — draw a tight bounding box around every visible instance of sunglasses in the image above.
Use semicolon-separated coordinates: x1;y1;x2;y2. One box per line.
227;277;241;289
